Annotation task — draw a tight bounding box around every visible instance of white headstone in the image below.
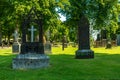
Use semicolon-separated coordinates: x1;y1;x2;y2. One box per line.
13;30;19;42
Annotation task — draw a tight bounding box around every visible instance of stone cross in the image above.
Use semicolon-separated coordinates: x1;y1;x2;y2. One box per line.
13;30;19;42
28;25;36;42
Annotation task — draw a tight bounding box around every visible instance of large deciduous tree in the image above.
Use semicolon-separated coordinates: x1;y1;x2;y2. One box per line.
0;0;70;43
0;0;15;45
63;0;118;41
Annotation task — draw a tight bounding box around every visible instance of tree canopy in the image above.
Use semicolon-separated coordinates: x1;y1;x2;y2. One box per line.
0;0;119;43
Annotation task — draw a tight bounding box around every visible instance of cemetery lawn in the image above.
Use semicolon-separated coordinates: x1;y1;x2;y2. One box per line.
0;46;120;80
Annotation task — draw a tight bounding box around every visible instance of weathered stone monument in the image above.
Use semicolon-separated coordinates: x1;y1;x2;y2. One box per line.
44;41;52;54
44;30;52;54
75;15;94;59
12;7;49;69
12;29;21;53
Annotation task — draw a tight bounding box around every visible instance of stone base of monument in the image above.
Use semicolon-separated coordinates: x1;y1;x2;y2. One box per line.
12;53;49;69
75;49;94;59
12;42;21;53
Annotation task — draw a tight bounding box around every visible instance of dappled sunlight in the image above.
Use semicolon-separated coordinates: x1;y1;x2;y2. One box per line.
52;46;120;55
92;46;120;54
0;47;13;56
52;46;77;55
0;46;120;56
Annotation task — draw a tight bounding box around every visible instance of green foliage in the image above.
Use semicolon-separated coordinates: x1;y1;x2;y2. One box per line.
62;0;119;41
0;0;119;42
0;0;68;42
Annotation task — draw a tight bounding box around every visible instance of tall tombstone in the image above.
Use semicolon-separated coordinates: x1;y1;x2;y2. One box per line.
12;7;49;69
75;15;94;59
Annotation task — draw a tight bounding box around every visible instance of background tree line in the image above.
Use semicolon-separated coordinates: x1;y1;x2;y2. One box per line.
0;0;120;45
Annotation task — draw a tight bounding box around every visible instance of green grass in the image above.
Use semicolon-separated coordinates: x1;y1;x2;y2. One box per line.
0;46;120;80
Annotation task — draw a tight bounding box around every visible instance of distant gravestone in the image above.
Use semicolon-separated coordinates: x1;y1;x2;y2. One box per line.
101;29;107;47
75;15;94;59
12;29;21;53
44;30;52;54
12;7;49;69
94;34;101;48
44;41;52;54
117;34;120;46
96;34;101;41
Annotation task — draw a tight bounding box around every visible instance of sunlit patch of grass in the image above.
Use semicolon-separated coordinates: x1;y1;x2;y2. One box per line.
52;46;120;55
0;46;120;56
52;46;77;55
0;47;12;56
92;46;120;54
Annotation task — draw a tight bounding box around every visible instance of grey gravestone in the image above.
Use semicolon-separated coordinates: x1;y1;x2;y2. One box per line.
117;34;120;46
12;30;21;53
44;30;52;54
44;41;52;54
75;15;94;59
12;7;49;69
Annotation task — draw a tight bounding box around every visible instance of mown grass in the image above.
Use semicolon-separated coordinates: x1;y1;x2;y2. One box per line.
0;46;120;80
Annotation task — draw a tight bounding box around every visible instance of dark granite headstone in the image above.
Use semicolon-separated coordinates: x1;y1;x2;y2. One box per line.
75;15;94;59
12;7;49;69
101;30;107;39
96;34;101;41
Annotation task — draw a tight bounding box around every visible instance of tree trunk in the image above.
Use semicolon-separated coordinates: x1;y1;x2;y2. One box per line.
7;35;11;47
43;35;46;44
